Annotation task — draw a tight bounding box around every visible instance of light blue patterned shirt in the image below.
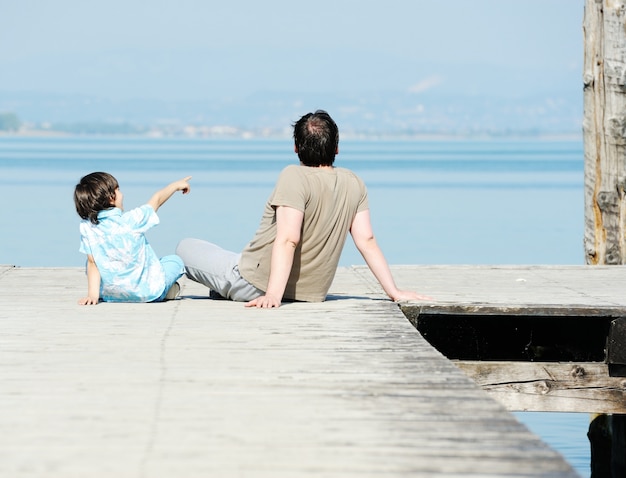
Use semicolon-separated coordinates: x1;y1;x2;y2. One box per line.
79;205;165;302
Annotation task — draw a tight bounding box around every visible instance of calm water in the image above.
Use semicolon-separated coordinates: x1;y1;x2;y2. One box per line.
0;136;588;475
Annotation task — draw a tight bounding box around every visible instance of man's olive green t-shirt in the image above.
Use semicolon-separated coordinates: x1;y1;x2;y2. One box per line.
239;164;369;302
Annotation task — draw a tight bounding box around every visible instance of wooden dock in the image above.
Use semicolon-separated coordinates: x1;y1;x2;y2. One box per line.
4;264;623;477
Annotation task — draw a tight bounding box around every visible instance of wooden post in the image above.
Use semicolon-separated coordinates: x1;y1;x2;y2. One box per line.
583;0;626;265
584;2;626;475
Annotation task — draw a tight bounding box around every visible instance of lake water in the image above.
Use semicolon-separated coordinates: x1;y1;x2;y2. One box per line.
0;135;589;475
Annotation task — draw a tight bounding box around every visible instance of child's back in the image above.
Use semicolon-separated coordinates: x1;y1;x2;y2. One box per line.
74;172;191;305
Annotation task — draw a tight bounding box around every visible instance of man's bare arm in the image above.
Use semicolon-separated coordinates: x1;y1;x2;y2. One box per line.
245;205;303;308
350;210;432;302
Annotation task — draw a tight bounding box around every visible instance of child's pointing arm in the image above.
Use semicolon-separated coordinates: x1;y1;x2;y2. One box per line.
148;176;192;212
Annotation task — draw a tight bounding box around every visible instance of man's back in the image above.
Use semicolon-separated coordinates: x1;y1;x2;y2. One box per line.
239;165;368;302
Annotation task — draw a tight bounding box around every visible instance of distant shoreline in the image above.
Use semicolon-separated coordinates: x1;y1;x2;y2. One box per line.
0;129;583;142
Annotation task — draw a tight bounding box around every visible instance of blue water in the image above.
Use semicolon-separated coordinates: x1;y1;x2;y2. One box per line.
0;136;589;475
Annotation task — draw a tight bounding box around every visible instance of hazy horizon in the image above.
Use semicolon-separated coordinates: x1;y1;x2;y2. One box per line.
0;1;585;135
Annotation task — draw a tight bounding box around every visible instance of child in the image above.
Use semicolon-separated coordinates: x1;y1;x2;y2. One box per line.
74;172;191;305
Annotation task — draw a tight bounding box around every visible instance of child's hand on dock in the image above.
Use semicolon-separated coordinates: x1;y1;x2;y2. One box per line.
78;295;99;305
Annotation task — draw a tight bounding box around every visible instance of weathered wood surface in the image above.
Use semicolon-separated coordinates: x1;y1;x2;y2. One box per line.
454;361;626;414
374;264;626;309
362;264;626;416
583;0;626;265
0;265;578;477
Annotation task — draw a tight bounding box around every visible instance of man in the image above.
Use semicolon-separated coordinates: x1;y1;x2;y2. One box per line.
176;110;430;308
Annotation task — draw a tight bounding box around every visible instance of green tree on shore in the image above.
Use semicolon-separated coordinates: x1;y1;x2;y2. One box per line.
0;113;20;131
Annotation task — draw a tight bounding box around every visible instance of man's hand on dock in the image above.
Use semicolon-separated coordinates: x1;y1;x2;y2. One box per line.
391;290;433;302
245;293;282;308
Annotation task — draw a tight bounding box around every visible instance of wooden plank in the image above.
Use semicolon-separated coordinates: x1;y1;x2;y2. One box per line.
454;360;626;414
405;303;626;318
380;264;626;309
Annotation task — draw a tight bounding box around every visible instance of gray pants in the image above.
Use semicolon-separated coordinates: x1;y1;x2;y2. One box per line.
175;238;264;302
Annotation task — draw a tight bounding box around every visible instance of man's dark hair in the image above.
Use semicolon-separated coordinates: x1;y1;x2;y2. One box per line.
74;172;119;224
293;110;339;167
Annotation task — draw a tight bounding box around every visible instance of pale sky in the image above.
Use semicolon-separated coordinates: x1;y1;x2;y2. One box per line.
0;0;584;101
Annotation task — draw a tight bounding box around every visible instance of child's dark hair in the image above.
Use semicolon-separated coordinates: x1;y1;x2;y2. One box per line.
74;172;119;224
